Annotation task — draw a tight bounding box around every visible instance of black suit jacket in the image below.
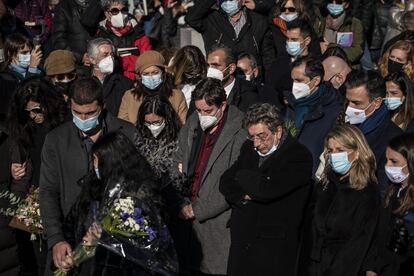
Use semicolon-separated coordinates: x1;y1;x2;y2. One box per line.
220;134;313;276
39;112;137;249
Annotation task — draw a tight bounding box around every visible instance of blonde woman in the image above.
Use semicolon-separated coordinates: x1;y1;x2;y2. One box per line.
379;40;414;80
310;125;380;276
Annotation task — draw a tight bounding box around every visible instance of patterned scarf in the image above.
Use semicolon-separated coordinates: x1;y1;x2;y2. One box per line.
273;17;288;37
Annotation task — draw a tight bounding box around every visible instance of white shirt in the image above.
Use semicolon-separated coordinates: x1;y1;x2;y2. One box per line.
181;84;196;107
224;79;236;99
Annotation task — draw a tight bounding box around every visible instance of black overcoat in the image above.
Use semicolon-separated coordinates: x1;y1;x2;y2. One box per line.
220;134;313;276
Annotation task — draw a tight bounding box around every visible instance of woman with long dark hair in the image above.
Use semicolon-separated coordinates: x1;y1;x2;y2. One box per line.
63;131;177;275
135;94;185;216
384;72;414;131
7;77;67;187
371;133;414;276
118;50;187;125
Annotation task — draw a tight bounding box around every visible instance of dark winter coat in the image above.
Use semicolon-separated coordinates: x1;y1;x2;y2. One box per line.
0;124;32;276
220;134;313;276
185;0;275;70
358;107;402;199
99;73;134;117
371;185;414;276
51;0;101;64
0;64;41;121
39;112;137;251
310;172;380;276
285;83;344;174
265;55;293;101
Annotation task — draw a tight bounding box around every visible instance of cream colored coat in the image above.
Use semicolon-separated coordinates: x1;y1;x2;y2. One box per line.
118;88;188;125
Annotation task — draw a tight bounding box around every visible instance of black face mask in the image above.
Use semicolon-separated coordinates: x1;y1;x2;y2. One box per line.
54;81;74;99
388;59;405;74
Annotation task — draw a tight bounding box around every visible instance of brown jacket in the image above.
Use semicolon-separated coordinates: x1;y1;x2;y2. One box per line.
118;88;188;125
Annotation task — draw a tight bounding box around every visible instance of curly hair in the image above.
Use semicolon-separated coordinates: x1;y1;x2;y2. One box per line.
7;77;68;150
243;103;284;132
379;40;414;80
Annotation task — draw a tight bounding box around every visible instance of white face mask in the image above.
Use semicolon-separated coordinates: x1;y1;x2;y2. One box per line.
18;54;31;68
198;108;221;131
111;13;127;28
345;103;373;125
292;81;311;99
146;121;165;138
98;55;114;74
255;135;278;157
207;67;224;81
385;165;409;183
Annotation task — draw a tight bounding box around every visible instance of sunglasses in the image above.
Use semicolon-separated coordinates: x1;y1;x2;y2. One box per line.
281;7;296;12
108;7;129;15
52;72;76;82
25;107;42;114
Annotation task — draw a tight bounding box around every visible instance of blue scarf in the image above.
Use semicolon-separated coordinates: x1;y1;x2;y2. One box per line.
358;104;389;135
290;84;327;129
9;64;27;77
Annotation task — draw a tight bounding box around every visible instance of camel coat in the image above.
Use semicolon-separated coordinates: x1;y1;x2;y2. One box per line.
118;88;188;125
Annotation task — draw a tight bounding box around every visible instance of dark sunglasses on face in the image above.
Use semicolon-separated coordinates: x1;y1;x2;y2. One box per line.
52;72;76;82
281;7;296;13
108;7;129;15
25;107;42;115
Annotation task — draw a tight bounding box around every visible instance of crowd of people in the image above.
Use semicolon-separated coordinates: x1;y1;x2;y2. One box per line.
0;0;414;275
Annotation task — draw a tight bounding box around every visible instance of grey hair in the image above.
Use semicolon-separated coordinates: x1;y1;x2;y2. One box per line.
243;103;284;132
100;0;128;10
87;38;115;59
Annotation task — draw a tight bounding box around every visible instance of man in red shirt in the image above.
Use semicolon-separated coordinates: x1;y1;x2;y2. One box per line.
174;77;246;276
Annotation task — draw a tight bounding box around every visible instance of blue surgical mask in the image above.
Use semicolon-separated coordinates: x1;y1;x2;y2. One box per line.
286;41;303;57
383;97;403;111
72;112;100;132
327;3;344;16
221;0;240;16
94;167;100;179
18;54;31;68
279;13;298;22
141;73;163;90
329;152;352;175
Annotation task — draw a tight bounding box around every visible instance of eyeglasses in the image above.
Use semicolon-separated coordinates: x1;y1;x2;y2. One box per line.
108;7;129;15
281;7;296;13
51;72;76;82
144;120;164;127
25;107;42;114
247;132;269;142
